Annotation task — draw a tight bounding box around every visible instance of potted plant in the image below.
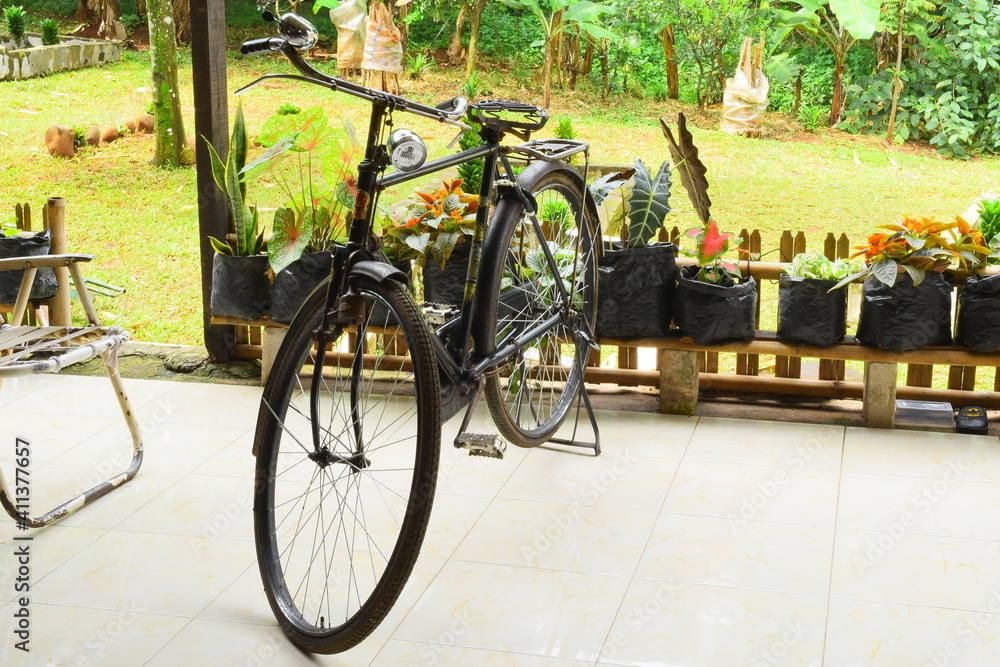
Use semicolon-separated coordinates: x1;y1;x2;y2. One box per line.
662;112;758;346
207;105;270;321
832;215;985;351
777;253;855;346
381;178;478;307
246;106;357;323
591;158;676;339
956;199;1000;351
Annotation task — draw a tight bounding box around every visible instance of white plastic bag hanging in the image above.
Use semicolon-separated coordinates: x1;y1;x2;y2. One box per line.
721;38;769;138
362;1;403;74
330;0;367;70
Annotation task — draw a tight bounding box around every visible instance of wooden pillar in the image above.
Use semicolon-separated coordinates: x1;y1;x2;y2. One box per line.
190;0;233;361
863;361;897;428
44;197;71;326
659;348;699;415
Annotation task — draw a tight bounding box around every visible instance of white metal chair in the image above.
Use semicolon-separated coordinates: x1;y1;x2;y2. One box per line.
0;254;142;527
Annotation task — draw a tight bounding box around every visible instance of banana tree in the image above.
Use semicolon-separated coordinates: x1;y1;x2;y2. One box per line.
500;0;617;107
773;0;881;125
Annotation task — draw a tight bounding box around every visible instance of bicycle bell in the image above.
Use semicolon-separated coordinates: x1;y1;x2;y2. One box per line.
272;12;318;50
387;129;428;172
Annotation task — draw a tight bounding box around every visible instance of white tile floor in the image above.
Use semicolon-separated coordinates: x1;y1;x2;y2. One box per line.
2;374;1000;665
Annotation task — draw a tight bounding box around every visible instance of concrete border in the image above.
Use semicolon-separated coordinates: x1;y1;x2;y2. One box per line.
0;33;121;81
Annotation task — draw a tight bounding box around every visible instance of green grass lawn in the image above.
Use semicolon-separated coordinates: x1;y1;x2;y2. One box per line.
1;49;998;348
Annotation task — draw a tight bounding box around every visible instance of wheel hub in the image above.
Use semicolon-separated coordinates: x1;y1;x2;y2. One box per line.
309;446;371;471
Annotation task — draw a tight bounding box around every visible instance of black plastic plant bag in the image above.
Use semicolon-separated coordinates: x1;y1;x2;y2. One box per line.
673;265;757;345
596;242;676;339
0;229;59;304
210;253;272;321
856;272;952;351
956;273;1000;352
776;275;847;347
423;242;471;307
271;251;333;324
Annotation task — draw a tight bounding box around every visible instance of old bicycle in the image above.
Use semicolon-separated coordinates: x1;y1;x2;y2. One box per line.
242;12;601;654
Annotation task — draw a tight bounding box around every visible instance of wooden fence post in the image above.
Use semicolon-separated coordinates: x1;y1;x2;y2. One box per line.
44;197;71;326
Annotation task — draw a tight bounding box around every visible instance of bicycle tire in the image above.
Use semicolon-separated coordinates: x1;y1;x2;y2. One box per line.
475;162;599;447
253;276;441;654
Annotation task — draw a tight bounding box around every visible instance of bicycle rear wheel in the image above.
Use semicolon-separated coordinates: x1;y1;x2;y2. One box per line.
253;276;441;654
475;162;598;447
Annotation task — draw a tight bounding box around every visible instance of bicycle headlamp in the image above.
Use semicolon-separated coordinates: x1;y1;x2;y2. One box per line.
387;129;428;172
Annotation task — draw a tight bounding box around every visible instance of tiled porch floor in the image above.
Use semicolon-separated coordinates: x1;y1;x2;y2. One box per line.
2;374;1000;665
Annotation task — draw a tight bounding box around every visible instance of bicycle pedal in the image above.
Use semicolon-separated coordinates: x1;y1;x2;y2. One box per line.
422;302;460;326
455;433;506;459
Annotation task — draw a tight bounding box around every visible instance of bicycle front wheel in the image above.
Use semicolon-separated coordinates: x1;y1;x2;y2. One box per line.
253;276;441;654
475;163;599;447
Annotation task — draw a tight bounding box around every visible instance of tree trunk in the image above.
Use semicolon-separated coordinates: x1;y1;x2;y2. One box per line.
447;6;466;66
794;69;803;113
543;38;553;108
660;25;679;100
173;0;191;44
465;0;486;79
568;30;580;90
78;0;93;22
553;10;564;89
885;13;905;141
830;56;845;125
582;39;594;76
83;0;125;40
147;0;189;167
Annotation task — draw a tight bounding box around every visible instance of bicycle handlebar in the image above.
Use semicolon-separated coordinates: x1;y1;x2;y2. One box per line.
240;37;283;56
238;31;471;130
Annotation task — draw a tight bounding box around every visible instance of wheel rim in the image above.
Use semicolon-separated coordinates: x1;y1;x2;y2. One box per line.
258;287;432;639
491;178;597;439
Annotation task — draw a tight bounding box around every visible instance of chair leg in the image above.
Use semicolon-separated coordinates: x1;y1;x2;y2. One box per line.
0;349;144;528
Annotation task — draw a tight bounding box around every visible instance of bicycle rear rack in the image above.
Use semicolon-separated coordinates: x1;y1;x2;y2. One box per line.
509;139;589;163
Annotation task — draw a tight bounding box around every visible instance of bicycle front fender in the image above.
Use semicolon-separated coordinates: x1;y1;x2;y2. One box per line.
349;260;408;286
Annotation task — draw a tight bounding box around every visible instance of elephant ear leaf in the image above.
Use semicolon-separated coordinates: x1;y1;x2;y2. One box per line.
625;158;671;249
660;112;711;225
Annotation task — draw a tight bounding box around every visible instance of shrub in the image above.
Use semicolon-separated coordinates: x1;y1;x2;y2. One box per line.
40;18;58;45
5;5;26;43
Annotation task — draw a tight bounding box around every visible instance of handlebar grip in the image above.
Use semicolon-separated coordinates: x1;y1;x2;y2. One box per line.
435;96;469;120
240;38;282;56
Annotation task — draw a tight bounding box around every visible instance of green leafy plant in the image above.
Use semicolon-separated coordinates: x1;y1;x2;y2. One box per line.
381;179;478;268
798;105;824;132
554;116;575;140
456;130;484;194
459;71;482;100
245;106;357;273
1;218;18;237
39;18;58;46
205;105;264;257
499;0;618;108
275;102;301;116
4;5;25;44
833;215;988;289
976;199;1000;245
119;13;143;39
591;159;672;249
772;0;880;124
678;221;744;285
784;253;854;281
840;0;1000;157
72;126;88;150
660;111;744;285
405;52;435;80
